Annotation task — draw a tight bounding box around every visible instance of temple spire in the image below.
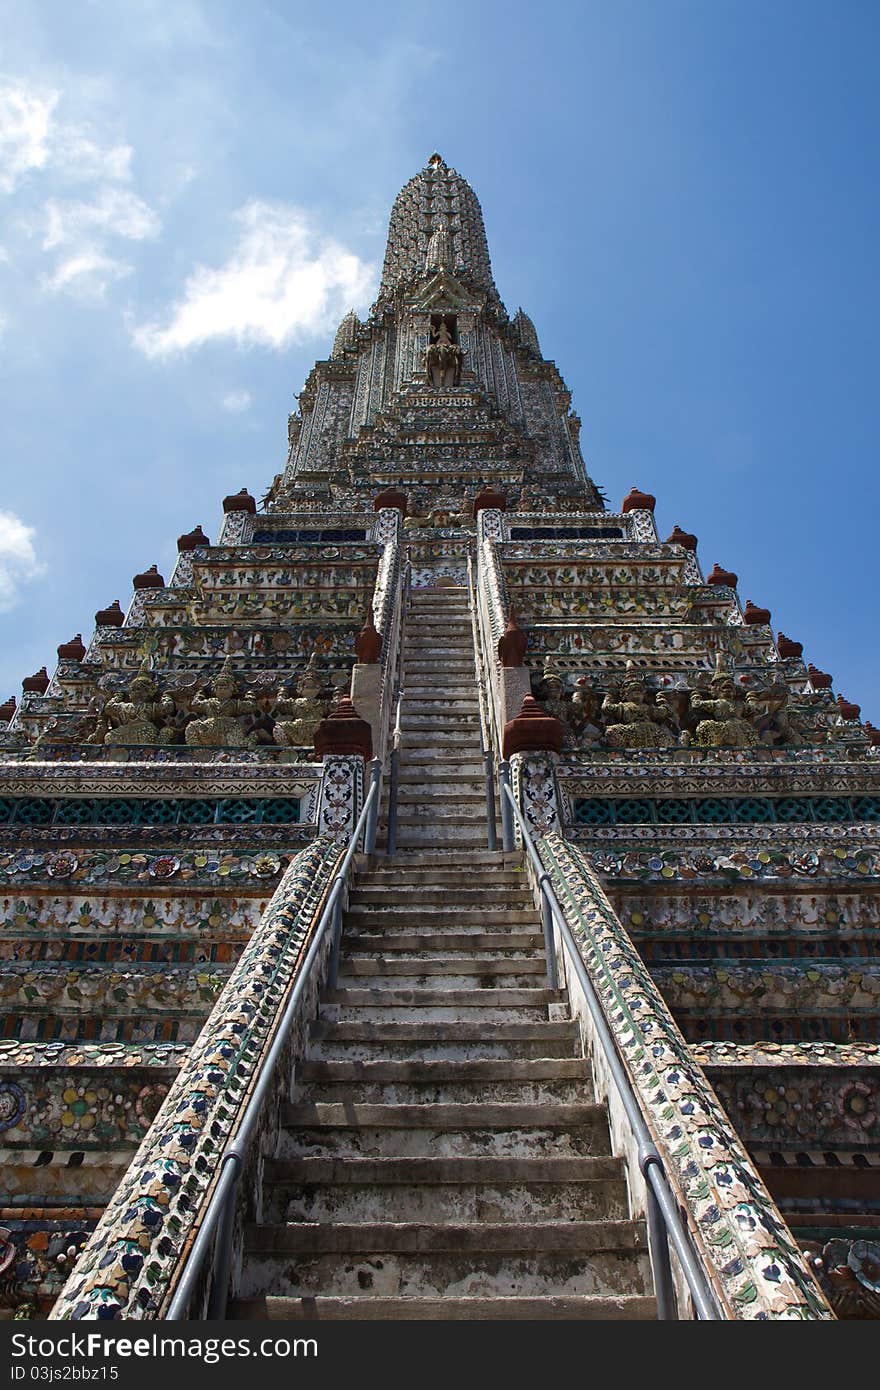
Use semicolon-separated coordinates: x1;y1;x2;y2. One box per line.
376;154;500;308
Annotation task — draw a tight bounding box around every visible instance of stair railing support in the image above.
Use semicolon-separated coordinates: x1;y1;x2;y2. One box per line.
537;872;559;991
499;759;514;851
643;1159;677;1321
483;749;498;851
364;756;382;854
387;736;401;855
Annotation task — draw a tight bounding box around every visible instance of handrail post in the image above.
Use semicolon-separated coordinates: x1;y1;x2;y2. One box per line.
538;875;559;991
484;748;497;851
364;757;381;853
643;1155;677;1320
326;881;344;990
205;1157;240;1320
387;739;400;855
499;760;514;851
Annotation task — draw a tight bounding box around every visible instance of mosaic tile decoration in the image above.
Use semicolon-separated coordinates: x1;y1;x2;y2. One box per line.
537;831;833;1319
50;833;345;1319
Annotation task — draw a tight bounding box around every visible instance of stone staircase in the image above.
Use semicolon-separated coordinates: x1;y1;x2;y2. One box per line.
231;586;656;1319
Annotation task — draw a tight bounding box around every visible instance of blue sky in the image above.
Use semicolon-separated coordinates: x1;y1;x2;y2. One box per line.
1;0;878;720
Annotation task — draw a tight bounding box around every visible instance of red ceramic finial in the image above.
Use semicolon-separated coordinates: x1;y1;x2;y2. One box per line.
22;667;50;694
222;488;256;515
177;525;210;552
57;635;86;661
864;722;880;746
502;694;565;760
313;697;373;760
665;524;697;551
777;633;803;659
95;600;124;627
743;600;771;626
0;696;17;721
621;486;656;514
354;609;382;664
498;609;527;668
836;694;860;721
132;565;165;590
807;664;833;690
706;563;738;589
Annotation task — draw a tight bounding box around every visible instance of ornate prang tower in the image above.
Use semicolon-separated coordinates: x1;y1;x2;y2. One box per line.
1;157;876;1321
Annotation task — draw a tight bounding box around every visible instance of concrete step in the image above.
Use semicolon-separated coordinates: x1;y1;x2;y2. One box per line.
230;1294;657;1320
397;762;485;777
402;700;479;714
394;831;492;848
400;725;480;739
336;970;545;991
316;1004;554;1026
292;1058;591;1105
322;985;558;1004
404;669;475;682
405;646;473;658
342;946;542;963
369;848;516;864
297;1059;588;1084
350;885;529;906
395;787;485;803
276;1122;611;1158
392;803;489;820
340;932;543;951
395;780;486;797
307;1029;578;1061
361;867;524;885
344;911;536;929
307;1039;577;1062
293;1081;588;1105
398;750;484;765
264;1161;624;1223
239;1223;651;1299
401;714;480;728
405;689;481;700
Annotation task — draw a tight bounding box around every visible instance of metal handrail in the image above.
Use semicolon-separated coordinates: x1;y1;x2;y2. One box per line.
474;544;506;760
466;554;497;850
166;774;381;1321
386;561;410;854
500;781;721;1322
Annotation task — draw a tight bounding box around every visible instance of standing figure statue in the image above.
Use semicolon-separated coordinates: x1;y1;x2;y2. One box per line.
91;661;176;746
601;665;679;749
272;656;327;749
184;659;262;747
745;680;806;747
688;653;760;748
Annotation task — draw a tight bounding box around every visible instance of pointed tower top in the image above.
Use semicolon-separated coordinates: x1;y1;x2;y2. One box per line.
377;156;500;308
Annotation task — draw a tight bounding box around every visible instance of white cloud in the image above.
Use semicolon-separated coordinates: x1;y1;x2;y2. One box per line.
0;79;134;192
0;79;159;296
221;390;252;413
133;201;376;358
0;510;45;612
54;128;133;184
39;188;160;296
0;83;58;193
42;250;132;298
43;187;161;250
